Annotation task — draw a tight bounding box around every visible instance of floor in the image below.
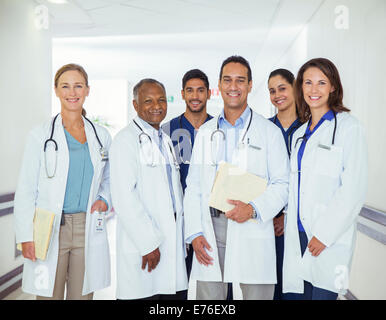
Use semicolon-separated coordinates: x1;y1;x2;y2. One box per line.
4;214;243;300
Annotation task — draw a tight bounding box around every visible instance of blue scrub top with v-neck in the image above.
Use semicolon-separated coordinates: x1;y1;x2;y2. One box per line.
62;128;94;214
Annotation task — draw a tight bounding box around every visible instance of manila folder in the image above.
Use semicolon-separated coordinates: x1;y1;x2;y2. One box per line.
17;208;55;260
209;162;267;212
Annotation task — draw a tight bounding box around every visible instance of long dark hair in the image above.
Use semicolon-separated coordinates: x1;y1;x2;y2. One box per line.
295;58;350;122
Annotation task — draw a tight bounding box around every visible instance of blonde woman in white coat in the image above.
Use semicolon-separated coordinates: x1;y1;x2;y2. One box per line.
14;64;112;299
282;58;367;300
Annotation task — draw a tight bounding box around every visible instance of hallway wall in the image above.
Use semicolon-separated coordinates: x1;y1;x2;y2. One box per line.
0;0;52;278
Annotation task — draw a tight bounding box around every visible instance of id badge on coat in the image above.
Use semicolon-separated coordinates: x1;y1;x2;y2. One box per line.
95;212;105;233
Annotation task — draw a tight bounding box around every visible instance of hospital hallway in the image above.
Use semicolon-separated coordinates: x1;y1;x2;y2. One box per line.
1;0;385;301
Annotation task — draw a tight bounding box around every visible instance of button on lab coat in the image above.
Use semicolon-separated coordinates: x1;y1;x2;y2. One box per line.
282;112;368;294
184;110;289;284
110;117;188;300
14;114;112;297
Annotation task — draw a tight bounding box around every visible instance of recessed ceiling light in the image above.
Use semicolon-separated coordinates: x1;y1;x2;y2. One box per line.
47;0;68;4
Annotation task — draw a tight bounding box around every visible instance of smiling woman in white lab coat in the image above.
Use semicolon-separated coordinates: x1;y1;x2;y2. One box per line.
282;58;367;300
14;64;112;299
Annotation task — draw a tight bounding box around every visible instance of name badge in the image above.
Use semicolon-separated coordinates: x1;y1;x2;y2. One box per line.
100;147;109;162
95;212;105;233
249;144;262;151
246;138;261;150
318;143;331;151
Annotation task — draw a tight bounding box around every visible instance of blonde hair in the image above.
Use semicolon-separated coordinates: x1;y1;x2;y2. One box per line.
54;63;89;116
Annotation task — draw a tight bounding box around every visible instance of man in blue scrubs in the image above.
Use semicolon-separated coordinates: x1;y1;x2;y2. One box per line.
163;69;213;281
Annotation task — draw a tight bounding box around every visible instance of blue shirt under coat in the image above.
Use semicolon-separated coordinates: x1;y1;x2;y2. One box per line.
268;115;302;157
185;106;260;244
218;107;261;220
269;115;302;218
62;128;94;214
296;110;335;231
163;113;213;192
138;118;176;214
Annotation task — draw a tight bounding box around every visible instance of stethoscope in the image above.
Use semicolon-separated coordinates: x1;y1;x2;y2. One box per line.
210;108;253;166
44;113;108;178
294;111;337;150
133;119;180;170
272;115;302;156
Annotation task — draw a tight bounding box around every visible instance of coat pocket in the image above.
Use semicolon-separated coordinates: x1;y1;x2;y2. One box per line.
314;145;343;178
245;145;266;178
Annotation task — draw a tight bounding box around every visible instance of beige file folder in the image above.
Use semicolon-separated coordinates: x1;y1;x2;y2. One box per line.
209;162;267;213
17;208;55;261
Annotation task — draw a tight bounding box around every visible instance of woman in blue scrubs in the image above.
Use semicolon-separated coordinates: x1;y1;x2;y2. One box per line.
267;69;303;300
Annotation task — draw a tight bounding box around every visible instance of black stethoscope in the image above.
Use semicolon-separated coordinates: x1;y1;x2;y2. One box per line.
44;113;107;178
210;108;253;166
294;111;337;150
272;115;302;155
133;119;180;170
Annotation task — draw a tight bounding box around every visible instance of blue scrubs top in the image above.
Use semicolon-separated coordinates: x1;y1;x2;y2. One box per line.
163;113;213;192
62;128;94;214
268;115;302;157
297;110;335;231
269;115;302;218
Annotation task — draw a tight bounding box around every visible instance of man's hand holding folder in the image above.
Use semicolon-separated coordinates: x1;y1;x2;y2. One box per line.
225;199;255;223
209;162;267;223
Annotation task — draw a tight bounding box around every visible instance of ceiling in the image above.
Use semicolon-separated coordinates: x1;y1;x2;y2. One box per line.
36;0;283;37
47;0;325;102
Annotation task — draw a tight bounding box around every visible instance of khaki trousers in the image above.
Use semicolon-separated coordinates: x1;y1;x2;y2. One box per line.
196;214;274;300
37;213;93;300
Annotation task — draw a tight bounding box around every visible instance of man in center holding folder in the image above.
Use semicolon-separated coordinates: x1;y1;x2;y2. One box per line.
184;56;289;300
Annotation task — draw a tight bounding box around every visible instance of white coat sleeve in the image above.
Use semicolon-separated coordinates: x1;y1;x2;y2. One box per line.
110;132;163;256
251;127;290;222
13;128;41;244
312;123;368;247
183;129;205;241
96;131;112;210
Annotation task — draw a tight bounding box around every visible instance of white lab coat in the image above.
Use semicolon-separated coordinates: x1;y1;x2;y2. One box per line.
110;117;188;300
282;112;368;294
184;110;289;284
14;114;112;297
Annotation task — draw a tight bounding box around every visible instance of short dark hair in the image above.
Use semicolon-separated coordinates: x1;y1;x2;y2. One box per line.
133;78;166;102
268;68;295;86
219;55;252;82
182;69;210;90
295;58;350;122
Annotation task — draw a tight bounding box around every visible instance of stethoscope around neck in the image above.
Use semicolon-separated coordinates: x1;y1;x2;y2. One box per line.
210;108;253;166
293;111;337;150
133;119;180;170
272;115;301;156
44;113;107;178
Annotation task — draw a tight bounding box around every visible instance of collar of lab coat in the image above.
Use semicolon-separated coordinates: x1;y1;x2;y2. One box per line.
135;116;163;146
52;113;102;169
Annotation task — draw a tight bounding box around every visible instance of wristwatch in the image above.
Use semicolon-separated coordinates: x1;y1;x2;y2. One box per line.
250;205;257;219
